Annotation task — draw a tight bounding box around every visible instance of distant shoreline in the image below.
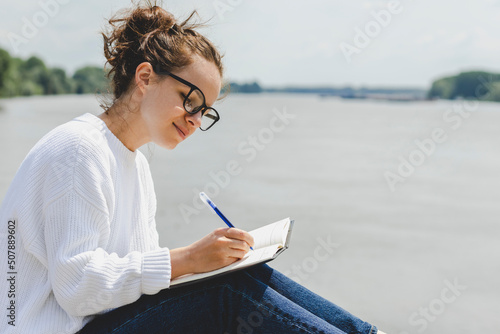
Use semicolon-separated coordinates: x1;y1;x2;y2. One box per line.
2;92;499;106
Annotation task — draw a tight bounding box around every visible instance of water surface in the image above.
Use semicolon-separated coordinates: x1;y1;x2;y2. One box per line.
1;94;498;333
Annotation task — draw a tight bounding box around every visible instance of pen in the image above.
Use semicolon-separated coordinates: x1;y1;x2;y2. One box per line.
199;192;253;250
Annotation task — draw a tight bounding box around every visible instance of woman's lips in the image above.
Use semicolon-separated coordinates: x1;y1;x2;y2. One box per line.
174;123;187;139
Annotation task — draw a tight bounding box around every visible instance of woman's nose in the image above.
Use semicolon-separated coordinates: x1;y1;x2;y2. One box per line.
186;110;202;129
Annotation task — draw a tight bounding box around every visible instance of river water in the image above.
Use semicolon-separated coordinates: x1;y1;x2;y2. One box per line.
0;94;498;333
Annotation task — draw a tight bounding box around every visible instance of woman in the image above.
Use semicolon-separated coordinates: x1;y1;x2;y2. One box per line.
0;2;384;333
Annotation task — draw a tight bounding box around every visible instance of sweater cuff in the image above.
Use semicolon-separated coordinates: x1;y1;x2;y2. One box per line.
141;248;171;295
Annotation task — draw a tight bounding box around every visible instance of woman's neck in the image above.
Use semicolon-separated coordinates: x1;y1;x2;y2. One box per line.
98;103;150;152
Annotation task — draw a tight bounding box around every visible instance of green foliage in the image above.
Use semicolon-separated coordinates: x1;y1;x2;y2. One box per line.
428;77;455;99
428;71;500;102
46;68;74;95
0;48;11;92
227;81;263;94
20;56;49;96
483;82;500;101
73;66;109;94
0;48;109;98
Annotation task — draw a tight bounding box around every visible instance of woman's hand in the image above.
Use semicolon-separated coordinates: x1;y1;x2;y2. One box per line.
170;228;254;279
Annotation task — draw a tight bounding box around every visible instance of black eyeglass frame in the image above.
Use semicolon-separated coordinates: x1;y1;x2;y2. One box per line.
156;69;220;131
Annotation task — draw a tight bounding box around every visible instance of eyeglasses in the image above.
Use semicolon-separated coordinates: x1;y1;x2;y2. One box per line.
157;69;220;131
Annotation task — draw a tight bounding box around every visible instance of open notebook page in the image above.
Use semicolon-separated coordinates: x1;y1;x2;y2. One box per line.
250;218;290;249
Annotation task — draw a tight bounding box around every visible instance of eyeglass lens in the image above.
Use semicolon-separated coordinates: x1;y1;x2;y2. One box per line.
185;89;219;130
201;108;218;130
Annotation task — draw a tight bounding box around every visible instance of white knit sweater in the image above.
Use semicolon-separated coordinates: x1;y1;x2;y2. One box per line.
0;113;172;334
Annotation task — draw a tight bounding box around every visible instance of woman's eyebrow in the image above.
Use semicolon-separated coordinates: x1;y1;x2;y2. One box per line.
176;84;191;95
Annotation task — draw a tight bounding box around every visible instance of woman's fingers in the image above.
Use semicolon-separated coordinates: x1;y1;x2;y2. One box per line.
227;247;248;260
225;238;251;256
186;227;255;274
224;228;255;249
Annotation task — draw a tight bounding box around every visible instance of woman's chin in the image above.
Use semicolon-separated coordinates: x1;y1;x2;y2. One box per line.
156;140;179;150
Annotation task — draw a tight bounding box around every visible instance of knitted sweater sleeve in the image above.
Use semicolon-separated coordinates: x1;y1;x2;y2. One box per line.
41;132;171;317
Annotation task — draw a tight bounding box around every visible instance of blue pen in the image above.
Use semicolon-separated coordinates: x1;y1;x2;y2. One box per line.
199;192;253;250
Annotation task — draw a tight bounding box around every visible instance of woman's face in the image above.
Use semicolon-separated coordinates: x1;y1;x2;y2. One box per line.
139;56;222;150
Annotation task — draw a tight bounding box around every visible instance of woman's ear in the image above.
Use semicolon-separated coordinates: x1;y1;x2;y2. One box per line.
135;62;154;93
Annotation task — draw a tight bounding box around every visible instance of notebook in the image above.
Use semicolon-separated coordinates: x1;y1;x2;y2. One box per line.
171;217;294;287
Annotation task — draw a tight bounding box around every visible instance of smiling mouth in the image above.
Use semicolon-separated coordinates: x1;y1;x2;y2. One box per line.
174;123;186;139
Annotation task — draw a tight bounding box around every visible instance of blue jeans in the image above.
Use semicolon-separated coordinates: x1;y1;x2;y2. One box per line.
78;264;377;333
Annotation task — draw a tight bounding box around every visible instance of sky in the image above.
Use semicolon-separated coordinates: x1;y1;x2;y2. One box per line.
1;0;500;88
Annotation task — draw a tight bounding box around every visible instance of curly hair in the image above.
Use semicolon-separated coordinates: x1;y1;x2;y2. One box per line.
101;1;224;103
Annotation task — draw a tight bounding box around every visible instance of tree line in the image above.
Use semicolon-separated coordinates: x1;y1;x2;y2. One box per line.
428;71;500;102
2;47;500;102
0;48;109;98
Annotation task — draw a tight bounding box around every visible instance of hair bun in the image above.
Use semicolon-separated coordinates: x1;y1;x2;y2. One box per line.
101;1;223;102
133;5;177;36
